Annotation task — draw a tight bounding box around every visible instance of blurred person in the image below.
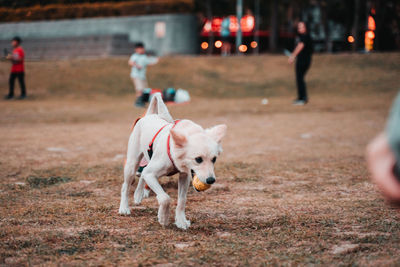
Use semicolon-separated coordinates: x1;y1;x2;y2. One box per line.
221;17;231;56
367;92;400;203
129;42;159;107
5;36;26;100
288;21;313;105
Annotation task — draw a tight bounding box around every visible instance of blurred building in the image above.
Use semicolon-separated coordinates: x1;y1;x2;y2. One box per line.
0;14;198;59
0;0;398;57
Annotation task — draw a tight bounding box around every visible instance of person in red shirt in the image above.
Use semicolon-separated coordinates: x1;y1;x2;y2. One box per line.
5;36;26;100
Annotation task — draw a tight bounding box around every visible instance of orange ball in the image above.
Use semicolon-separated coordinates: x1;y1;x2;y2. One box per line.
192;175;211;192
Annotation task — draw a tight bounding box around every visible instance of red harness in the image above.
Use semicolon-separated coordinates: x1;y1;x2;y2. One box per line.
147;120;181;171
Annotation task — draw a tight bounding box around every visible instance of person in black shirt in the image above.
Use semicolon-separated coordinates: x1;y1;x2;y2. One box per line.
288;22;313;105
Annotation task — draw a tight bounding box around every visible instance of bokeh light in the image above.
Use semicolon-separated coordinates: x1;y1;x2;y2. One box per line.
250;41;258;48
368;16;376;30
214;40;223;48
347;36;355;43
201;42;209;50
366;30;375;39
238;44;247;53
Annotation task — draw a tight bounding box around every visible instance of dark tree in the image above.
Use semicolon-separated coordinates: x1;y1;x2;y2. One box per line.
269;0;279;52
352;0;361;51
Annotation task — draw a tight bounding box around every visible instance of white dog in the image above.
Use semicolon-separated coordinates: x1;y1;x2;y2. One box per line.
119;93;227;229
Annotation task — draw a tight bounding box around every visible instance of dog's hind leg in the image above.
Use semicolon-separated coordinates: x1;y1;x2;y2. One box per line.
134;158;150;204
119;132;142;215
119;160;137;215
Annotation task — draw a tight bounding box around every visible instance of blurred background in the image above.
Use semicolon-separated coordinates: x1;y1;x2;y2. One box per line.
1;2;400;266
0;0;399;59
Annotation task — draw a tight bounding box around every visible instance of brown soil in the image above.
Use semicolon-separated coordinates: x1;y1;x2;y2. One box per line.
0;54;399;266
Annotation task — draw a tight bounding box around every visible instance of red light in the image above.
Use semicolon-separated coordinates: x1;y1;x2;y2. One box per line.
242;15;255;32
347;36;355;43
215;40;223;48
211;17;222;33
250;41;258;48
202;15;255;34
229;15;255;33
203;21;212;33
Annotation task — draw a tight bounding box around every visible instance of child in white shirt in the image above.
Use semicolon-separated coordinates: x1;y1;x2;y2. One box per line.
128;42;159;107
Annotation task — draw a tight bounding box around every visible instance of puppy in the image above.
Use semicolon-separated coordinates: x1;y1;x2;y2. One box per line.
119;93;227;229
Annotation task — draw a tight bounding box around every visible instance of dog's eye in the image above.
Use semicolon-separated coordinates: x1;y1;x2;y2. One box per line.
195;157;203;164
212;157;217;164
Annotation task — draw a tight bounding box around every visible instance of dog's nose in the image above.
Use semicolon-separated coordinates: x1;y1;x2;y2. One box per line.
206;177;216;184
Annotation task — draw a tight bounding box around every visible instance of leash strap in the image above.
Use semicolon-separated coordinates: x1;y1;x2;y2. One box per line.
147;124;169;159
167;120;181;170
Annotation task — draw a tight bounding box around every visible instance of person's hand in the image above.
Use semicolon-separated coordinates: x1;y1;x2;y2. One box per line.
288;55;295;64
367;132;400;202
136;64;142;69
5;54;12;60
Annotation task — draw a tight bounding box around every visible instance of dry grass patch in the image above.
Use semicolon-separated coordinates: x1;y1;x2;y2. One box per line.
1;54;400;265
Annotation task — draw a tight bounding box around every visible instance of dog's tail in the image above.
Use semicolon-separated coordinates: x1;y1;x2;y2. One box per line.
145;92;174;123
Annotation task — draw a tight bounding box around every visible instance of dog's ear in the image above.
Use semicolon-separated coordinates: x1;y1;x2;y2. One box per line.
170;129;187;148
206;124;227;144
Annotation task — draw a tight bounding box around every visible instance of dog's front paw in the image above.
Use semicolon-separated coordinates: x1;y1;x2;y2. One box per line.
175;217;191;230
157;195;171;226
158;216;170;226
158;207;171;226
118;206;131;215
158;212;170;226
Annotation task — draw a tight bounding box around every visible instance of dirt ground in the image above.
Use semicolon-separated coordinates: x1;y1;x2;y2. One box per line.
0;54;400;266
